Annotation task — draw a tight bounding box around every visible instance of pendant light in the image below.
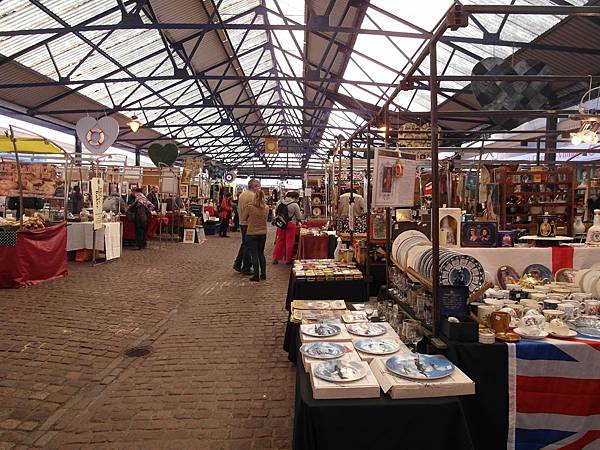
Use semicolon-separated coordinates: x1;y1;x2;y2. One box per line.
127;115;142;133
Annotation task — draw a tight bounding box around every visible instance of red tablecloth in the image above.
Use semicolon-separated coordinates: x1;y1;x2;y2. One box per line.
0;222;68;289
296;234;330;260
121;215;169;240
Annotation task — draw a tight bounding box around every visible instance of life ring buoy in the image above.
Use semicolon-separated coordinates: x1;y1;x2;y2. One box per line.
86;128;105;147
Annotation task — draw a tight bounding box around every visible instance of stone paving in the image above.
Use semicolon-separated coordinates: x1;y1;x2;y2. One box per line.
0;227;295;449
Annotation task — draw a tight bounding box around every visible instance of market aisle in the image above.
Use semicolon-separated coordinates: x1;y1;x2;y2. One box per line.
0;226;295;450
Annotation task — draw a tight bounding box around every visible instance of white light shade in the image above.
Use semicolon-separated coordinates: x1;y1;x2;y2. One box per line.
127;115;142;133
571;133;582;145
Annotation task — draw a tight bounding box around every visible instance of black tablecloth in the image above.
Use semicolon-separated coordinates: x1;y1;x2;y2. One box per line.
286;272;368;311
284;272;368;362
294;360;474;450
445;339;508;450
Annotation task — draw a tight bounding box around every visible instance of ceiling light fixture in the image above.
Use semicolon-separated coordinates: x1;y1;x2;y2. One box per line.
569;84;600;146
127;115;142;133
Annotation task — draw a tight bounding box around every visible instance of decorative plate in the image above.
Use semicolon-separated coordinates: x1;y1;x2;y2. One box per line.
523;264;552;283
406;245;430;271
575;269;591;290
354;338;401;355
313;360;367;383
385;354;455;380
312;197;321;205
495;331;521;342
513;327;549;340
312;207;322;216
346;323;387;337
496;265;520;290
398;236;429;267
576;327;600;338
394;231;428;264
439;254;485;293
555;268;575;283
301;323;341;338
582;270;600;295
299;342;345;359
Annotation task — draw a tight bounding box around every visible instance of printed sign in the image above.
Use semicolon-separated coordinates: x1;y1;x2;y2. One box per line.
91;177;103;230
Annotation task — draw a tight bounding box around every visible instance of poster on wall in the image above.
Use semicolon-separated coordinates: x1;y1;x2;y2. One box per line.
0;162;58;197
372;150;417;208
123;167;142;183
91;177;103;230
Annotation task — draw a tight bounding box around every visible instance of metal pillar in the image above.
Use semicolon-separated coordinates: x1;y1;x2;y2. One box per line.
135;147;141;166
74;134;82;167
545;117;557;165
430;42;440;338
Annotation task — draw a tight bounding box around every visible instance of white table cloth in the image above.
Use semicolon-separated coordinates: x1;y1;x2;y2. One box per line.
67;222;121;260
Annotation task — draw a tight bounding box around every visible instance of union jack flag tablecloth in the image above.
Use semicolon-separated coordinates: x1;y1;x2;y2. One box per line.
507;336;600;450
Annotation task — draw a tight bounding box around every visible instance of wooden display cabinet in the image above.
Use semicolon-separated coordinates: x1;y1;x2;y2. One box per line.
499;167;575;236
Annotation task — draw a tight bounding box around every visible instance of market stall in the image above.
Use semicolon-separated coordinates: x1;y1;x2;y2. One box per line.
296;229;337;260
66;221;121;261
0;127;72;288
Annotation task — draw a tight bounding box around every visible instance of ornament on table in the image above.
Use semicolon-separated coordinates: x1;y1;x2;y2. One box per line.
586;209;600;246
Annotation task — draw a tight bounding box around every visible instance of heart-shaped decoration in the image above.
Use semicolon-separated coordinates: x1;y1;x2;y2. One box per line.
76;116;119;155
148;143;179;167
471;57;554;129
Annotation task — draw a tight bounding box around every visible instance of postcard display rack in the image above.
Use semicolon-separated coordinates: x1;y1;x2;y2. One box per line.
292;299;474;400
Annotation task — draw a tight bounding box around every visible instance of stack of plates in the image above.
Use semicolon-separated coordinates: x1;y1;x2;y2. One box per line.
580;269;600;297
392;231;429;267
391;231;485;294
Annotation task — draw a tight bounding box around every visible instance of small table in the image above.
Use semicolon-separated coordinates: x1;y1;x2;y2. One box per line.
293;359;474;450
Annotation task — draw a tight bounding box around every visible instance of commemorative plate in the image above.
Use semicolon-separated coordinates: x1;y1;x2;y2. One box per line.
439;254;485;293
354;338;401;355
346;323;387;337
301;323;341;338
497;265;520;290
299;342;345;359
313;360;368;383
523;264;552;283
385;354;454;380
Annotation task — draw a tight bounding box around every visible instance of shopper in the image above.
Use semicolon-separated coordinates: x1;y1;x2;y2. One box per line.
68;185;84;214
234;179;260;274
102;192;127;214
273;191;303;264
219;192;233;237
127;187;154;249
147;185;160;211
337;187;366;217
242;190;269;281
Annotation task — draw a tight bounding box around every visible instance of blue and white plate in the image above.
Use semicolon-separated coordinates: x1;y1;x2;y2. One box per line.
300;342;345;359
385;354;455;380
439;254;485;294
355;338;401;355
313;360;367;382
301;323;341;338
523;264;552;283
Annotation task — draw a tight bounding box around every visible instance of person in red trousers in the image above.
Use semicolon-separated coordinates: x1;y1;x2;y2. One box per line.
219;192;233;237
272;191;303;264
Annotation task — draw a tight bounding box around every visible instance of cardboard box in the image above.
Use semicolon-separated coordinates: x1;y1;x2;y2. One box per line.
301;341;361;372
310;361;381;399
292;299;346;310
354;339;411;363
370;358;475;400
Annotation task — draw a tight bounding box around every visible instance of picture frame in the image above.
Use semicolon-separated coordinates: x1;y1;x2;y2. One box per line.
182;228;196;243
497;230;515;247
190;185;199;198
180;184;189;198
372;149;417;208
537;215;557;238
460;222;498;247
371;212;387;240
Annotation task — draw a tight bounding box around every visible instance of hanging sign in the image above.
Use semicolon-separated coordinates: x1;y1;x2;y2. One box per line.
264;136;278;154
91;177;103;230
76;116;119;155
373;149;417;208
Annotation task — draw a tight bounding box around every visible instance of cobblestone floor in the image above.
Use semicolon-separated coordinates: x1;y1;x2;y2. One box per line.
0;227;295;450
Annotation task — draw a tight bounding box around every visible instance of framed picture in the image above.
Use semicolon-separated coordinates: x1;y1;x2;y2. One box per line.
372;149;417;208
460;222;498;247
371;212;387;240
180;184;189;198
497;230;515;247
182;228;196;243
190;185;199;198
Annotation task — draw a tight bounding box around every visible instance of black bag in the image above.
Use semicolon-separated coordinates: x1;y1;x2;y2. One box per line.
126;203;137;222
272;202;290;229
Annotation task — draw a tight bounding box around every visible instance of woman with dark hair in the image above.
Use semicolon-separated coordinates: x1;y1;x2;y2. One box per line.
127;187;154;249
219;192;233;237
242;190;269;281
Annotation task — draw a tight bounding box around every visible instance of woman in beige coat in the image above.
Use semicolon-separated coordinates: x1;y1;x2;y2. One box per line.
241;190;269;281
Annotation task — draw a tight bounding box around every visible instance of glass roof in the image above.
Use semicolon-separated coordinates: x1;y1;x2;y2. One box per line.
0;0;593;172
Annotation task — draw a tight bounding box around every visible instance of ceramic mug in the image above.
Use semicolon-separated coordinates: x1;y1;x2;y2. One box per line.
547;293;567;302
557;302;581;320
543;309;566;322
478;305;501;327
543;299;561;310
490;311;511;333
529;293;546;302
584;300;600;316
504;303;524;318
